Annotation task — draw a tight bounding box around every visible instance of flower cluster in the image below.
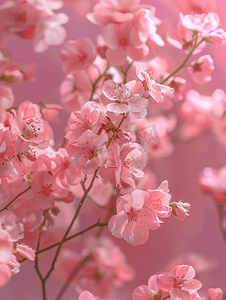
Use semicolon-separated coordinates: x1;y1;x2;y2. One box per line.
0;0;225;299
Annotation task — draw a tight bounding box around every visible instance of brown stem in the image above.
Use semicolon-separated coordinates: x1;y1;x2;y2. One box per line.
0;186;31;213
160;34;204;84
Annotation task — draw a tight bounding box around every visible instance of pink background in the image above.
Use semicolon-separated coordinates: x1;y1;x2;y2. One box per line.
1;0;226;298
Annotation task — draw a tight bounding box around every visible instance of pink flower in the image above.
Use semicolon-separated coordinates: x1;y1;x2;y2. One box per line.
54;236;134;298
108;190;159;245
115;142;147;188
0;0;45;39
135;63;174;102
38;102;63;122
11;116;51;149
60;38;97;74
60;72;92;112
157;265;202;300
15;243;35;261
207;288;223;300
130;9;163;48
170;201;191;221
87;0;143;26
188;55;214;85
180;12;226;44
180;90;213;139
147;181;172;221
65;101;104;143
102;22;149;66
78;291;101;300
132;275;168;300
167;22;206;53
135;115;176;159
0;262;11;286
0;86;14;109
101;79;148;118
67;130;107;174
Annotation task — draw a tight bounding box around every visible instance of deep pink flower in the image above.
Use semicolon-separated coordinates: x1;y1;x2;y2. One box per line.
60;38;97;74
157;265;202;300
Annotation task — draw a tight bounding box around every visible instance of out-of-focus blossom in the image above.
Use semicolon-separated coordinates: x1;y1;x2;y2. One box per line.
180;12;226;44
187;55;214;85
34;13;68;52
60;38;96;74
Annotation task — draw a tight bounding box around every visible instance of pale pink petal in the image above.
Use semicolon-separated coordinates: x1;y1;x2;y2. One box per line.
182;279;202;291
157;272;174;291
0;231;13;263
170;287;191;300
0;263;11;286
107;103;129;113
78;290;97;300
106;47;127;66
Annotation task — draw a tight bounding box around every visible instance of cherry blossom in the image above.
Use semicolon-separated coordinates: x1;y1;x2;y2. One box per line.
67;130;107;174
188;55;214;85
157;265;202;300
170;201;191;221
101;79;148;118
108;189;159;245
135;63;174;102
101;22;149;66
207;288;223;300
167;21;206;53
60;38;97;74
180;12;226;44
66;101;104;143
132;275;168;300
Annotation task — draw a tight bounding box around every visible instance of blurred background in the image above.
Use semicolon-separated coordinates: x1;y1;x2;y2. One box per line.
0;0;226;298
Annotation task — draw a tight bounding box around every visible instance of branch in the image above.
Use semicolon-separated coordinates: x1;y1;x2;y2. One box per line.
160;35;204;84
34;217;47;300
55;255;91;300
89;62;111;101
44;168;99;281
0;186;31;213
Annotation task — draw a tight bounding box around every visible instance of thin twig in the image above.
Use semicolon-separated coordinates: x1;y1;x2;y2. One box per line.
160;34;204;84
0;186;31;213
44;168;99;281
89;62;111;101
34;217;47;300
55;255;91;300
